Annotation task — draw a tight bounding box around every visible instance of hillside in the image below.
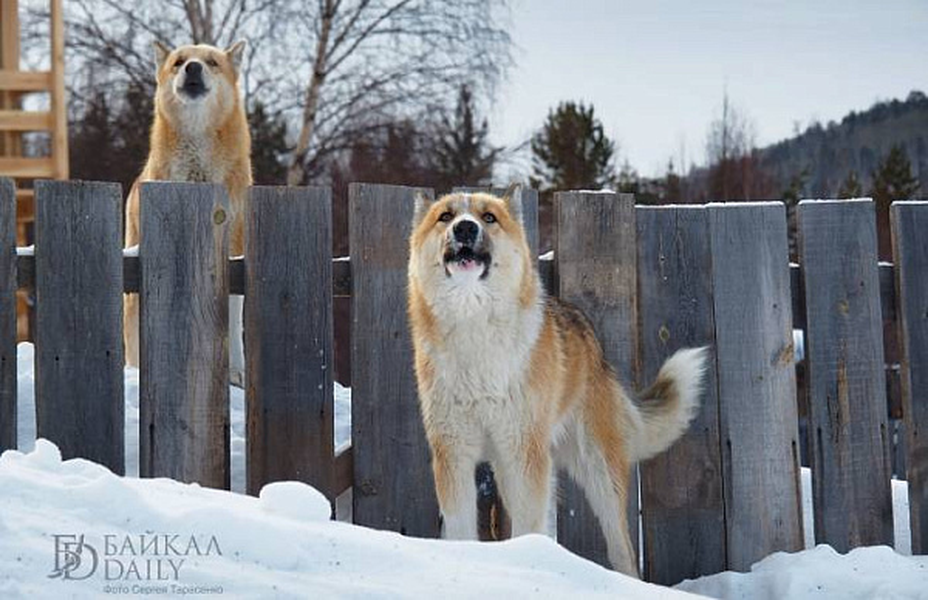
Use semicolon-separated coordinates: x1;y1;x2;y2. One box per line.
760;91;928;197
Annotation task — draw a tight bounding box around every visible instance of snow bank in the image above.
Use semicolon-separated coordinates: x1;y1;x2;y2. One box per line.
677;545;928;599
0;440;701;599
14;343;351;494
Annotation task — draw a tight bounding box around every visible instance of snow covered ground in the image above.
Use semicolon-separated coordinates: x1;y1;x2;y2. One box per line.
4;343;927;598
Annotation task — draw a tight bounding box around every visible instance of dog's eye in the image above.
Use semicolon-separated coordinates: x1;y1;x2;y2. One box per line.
206;58;218;67
173;57;185;68
482;212;497;224
438;211;454;223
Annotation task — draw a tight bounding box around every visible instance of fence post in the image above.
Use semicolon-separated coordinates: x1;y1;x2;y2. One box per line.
798;199;893;550
554;190;638;569
708;202;803;571
350;183;440;536
0;178;14;452
638;206;725;584
34;180;124;472
139;182;229;489
891;200;928;554
245;185;334;499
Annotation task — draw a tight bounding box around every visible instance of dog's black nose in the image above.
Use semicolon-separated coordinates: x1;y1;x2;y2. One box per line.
185;61;203;76
453;220;479;245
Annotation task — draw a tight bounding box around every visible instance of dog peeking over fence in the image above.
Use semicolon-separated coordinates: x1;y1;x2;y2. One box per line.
123;40;252;384
406;184;707;576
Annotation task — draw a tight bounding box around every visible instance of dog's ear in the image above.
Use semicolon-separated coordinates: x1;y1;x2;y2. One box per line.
153;41;172;71
412;190;434;226
225;40;247;77
501;182;523;225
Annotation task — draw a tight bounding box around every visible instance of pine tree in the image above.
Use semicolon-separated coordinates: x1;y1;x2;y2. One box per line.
530;101;616;190
870;145;919;205
431;85;500;192
69;91;118;182
870;144;920;259
248;102;291;185
837;171;863;198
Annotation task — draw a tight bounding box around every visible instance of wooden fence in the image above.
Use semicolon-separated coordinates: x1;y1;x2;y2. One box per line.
0;178;925;586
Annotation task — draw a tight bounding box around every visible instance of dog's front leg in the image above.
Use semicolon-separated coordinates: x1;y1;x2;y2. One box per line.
491;430;552;537
428;432;481;540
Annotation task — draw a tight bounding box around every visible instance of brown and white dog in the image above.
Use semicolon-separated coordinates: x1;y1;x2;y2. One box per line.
124;41;252;383
407;185;707;575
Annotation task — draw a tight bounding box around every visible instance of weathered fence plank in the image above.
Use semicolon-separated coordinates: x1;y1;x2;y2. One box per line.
34;180;124;472
555;190;638;569
0;178;14;452
891;200;928;554
798;199;893;551
139;182;229;489
350;183;440;536
708;202;803;571
638;206;725;584
245;186;334;499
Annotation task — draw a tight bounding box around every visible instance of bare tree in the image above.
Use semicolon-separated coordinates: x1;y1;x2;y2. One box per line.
22;0;512;185
705;91;764;201
284;0;511;184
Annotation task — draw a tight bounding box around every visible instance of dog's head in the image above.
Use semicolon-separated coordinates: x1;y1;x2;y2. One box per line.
152;41;246;128
409;184;536;311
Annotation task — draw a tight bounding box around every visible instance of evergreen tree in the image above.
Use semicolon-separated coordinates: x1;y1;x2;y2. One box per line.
431;85;500;192
837;171;863;198
530;101;616;190
69;91;118;183
870;144;920;259
248;102;290;185
870;145;919;205
111;82;154;191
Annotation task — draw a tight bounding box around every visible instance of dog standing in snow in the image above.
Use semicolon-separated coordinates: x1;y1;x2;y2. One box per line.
123;41;252;384
407;184;707;575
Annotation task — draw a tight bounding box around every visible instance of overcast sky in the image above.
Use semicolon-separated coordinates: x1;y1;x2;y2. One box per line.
490;0;928;178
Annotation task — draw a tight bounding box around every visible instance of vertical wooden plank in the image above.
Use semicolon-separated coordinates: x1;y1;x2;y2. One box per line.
708;202;803;571
798;199;893;551
245;186;334;499
0;178;14;451
350;183;440;536
555;190;638;569
891;201;928;554
34;180;124;472
638;206;725;584
140;182;229;489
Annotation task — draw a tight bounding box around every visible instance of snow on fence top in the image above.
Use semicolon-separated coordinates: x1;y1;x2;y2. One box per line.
0;177;925;586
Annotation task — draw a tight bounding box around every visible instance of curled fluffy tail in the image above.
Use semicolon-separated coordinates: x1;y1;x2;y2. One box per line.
633;347;708;461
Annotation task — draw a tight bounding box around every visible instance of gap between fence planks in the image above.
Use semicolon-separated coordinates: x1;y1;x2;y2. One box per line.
637;206;725;585
245;186;334;499
34;180;124;473
798;199;893;551
554;190;639;569
139;182;230;489
349;183;440;537
0;178;14;451
708;202;804;571
891;201;928;554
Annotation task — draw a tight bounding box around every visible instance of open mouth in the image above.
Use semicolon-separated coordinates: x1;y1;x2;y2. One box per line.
181;81;208;98
443;246;491;279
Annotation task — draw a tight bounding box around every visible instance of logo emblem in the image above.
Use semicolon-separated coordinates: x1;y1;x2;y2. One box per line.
49;534;98;581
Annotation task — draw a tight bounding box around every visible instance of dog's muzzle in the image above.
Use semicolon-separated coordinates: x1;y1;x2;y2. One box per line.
444;220;491;278
180;61;208;98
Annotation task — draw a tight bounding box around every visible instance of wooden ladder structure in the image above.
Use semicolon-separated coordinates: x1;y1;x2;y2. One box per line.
1;0;68;339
